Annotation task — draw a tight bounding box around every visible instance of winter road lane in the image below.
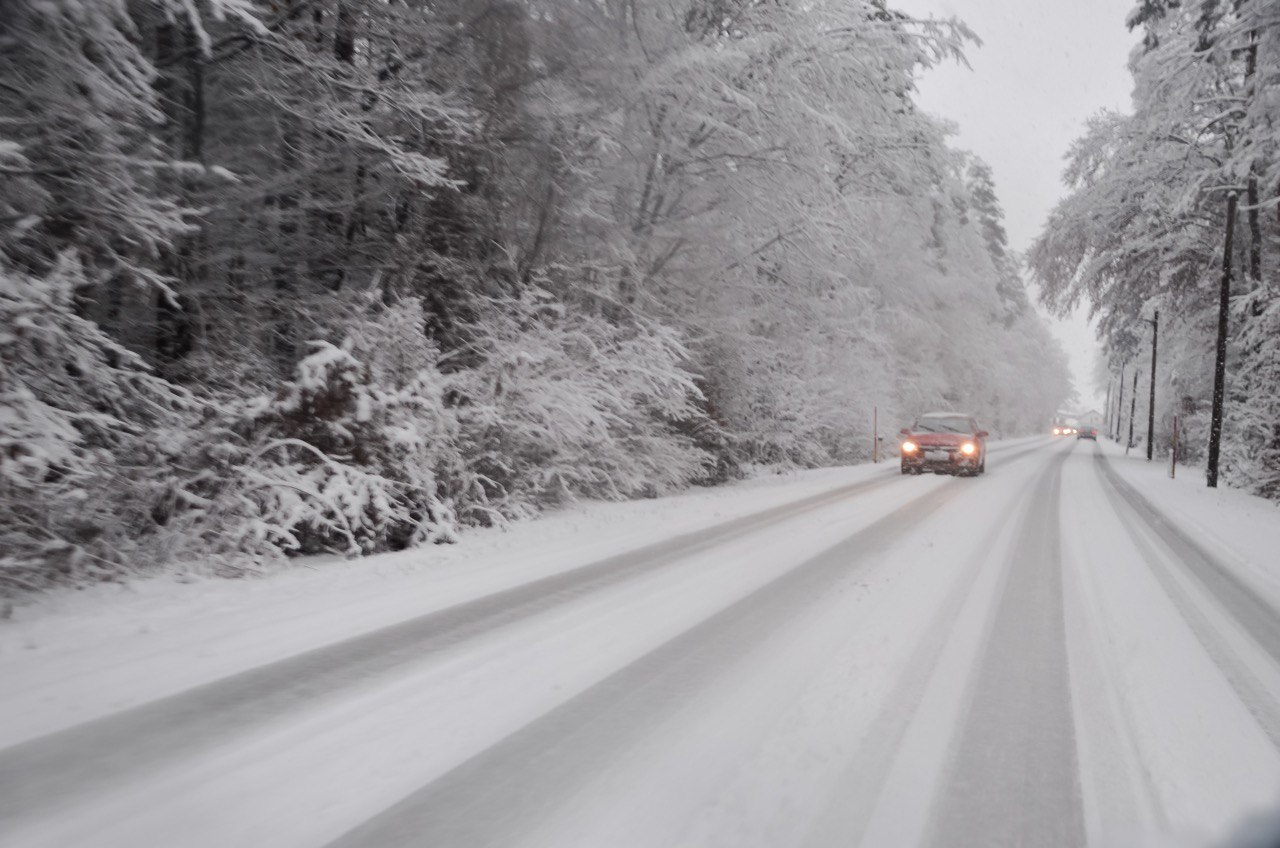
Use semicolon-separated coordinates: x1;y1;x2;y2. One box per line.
323;478;978;848
0;439;1049;835
927;443;1085;847
0;463;906;822
22;437;1258;848
1061;445;1280;839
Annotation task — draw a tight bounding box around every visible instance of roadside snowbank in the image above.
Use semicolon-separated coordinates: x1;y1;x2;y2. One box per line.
1097;439;1280;604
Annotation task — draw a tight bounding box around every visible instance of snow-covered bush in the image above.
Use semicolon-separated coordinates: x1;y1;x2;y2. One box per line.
0;256;192;593
170;299;461;566
449;287;713;517
163;290;713;565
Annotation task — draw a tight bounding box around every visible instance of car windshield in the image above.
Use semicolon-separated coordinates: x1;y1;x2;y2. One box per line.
914;415;972;434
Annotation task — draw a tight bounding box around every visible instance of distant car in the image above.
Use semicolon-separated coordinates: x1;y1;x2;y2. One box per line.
1077;426;1098;440
900;412;988;476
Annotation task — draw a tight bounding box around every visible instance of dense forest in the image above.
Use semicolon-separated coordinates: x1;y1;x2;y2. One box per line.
1030;0;1280;499
1;0;1072;592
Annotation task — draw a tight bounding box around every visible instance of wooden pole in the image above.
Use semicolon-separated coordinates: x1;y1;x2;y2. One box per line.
873;406;879;464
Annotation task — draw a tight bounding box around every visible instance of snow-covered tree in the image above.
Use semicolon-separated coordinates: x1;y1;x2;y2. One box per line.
1030;0;1280;496
0;0;1075;591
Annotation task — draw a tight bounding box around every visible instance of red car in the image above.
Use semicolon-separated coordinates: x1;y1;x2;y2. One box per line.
900;412;989;476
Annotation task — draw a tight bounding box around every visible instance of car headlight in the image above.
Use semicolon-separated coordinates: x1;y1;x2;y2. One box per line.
1053;427;1060;435
961;442;976;455
902;441;917;453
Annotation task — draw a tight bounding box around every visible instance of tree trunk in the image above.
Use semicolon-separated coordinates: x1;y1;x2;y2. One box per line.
1242;11;1263;299
272;111;302;372
152;19;197;374
335;1;356;64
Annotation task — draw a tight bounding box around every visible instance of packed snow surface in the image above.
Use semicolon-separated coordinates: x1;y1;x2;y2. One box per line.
2;436;1279;847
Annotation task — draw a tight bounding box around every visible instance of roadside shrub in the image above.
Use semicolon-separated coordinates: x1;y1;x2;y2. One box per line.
0;256;192;593
450;287;713;516
168;298;461;568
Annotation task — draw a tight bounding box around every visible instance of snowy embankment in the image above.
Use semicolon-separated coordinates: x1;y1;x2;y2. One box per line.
1095;438;1280;608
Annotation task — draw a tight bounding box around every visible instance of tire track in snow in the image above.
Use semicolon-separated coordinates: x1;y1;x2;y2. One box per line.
1092;450;1280;747
324;441;1054;848
321;479;980;848
926;443;1085;847
1058;458;1169;841
799;440;1074;848
1094;450;1280;665
0;468;904;822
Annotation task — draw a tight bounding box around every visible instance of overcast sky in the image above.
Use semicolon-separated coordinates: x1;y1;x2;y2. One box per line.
896;0;1139;414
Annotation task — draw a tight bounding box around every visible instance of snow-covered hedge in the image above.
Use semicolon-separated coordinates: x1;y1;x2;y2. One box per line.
0;257;193;592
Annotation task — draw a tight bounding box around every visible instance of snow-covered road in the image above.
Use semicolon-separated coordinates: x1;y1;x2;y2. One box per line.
2;437;1279;847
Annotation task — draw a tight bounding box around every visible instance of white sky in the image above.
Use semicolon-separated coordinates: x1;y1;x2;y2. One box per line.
896;0;1140;413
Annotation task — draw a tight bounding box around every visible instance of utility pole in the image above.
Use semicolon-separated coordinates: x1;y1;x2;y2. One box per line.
1146;309;1159;461
1208;193;1237;489
1115;363;1126;441
1127;367;1138;453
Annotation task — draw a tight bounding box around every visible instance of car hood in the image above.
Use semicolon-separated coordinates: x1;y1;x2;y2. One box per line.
909;433;973;447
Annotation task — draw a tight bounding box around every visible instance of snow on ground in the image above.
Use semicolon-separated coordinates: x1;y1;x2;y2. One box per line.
1062;444;1280;845
2;472;951;848
3;435;1279;848
1;444;1045;748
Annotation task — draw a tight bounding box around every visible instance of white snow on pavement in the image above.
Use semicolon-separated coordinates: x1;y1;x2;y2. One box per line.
2;436;1279;848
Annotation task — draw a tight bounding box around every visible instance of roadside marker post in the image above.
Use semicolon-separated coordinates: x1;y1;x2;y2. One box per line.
1170;415;1179;479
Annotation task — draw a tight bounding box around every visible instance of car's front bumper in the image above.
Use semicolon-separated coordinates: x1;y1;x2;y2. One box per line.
902;449;979;472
